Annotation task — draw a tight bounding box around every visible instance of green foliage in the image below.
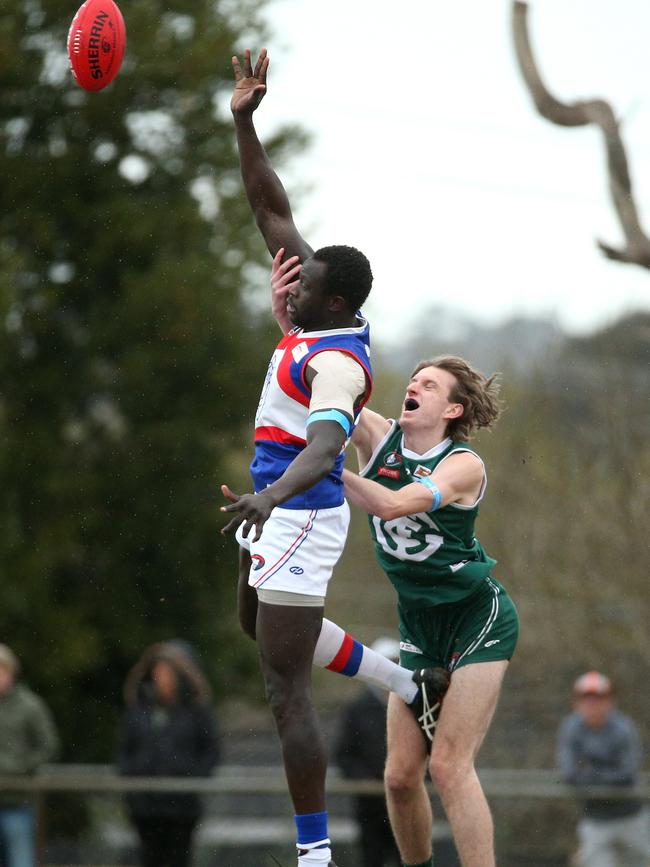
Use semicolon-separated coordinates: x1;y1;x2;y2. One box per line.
0;0;298;758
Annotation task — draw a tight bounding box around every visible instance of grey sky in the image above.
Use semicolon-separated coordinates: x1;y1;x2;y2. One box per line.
252;0;650;344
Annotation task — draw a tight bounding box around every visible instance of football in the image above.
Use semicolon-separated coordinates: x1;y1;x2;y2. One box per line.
67;0;126;92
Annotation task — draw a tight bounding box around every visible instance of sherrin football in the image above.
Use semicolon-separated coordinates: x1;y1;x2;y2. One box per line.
67;0;126;92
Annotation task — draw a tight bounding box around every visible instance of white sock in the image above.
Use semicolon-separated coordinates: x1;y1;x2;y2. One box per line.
313;618;417;704
298;846;331;864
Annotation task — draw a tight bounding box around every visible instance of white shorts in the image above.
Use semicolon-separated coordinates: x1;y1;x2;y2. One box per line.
236;502;350;597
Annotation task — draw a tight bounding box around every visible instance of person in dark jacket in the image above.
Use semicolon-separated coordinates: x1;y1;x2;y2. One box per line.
334;638;400;867
115;641;220;867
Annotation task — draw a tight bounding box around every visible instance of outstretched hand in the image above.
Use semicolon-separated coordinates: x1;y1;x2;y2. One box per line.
231;48;269;115
271;247;301;334
220;483;276;542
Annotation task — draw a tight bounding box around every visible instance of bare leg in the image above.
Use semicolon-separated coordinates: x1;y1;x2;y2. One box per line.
256;599;327;813
237;548;257;639
384;693;431;864
429;660;508;867
237;548;419;704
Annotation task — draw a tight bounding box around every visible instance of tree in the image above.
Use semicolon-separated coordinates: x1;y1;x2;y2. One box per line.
0;0;302;758
512;1;650;269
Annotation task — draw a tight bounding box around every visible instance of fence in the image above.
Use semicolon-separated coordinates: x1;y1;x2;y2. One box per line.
1;765;649;797
1;767;648;867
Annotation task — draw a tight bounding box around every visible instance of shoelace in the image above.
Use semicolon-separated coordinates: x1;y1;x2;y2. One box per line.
417;679;441;741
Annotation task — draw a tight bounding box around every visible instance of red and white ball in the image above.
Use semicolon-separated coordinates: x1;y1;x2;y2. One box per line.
67;0;126;92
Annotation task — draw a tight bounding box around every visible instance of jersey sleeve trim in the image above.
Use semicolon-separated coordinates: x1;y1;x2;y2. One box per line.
437;447;487;510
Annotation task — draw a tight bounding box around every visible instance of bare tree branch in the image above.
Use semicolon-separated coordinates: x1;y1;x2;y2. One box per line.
512;0;650;269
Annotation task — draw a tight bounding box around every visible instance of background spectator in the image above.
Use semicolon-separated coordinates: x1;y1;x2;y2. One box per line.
115;641;220;867
334;636;401;867
0;643;59;867
556;670;650;867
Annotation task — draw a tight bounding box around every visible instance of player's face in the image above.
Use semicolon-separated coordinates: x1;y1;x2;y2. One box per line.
399;365;463;432
286;257;330;330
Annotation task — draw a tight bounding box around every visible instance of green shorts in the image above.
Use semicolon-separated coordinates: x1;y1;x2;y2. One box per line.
397;576;519;673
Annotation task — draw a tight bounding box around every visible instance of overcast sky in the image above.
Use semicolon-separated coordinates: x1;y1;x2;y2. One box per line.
248;0;650;345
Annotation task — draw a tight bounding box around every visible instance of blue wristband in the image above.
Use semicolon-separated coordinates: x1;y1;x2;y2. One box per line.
307;409;352;436
415;476;442;511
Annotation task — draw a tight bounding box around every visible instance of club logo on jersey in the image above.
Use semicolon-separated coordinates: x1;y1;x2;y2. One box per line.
383;451;403;467
291;341;309;363
251;554;266;571
413;464;432;478
399;640;423;655
378;466;401;480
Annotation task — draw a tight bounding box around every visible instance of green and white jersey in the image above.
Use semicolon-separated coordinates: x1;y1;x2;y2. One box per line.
361;421;496;609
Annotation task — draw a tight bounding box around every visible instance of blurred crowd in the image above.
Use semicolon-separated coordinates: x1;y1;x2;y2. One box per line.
0;638;648;867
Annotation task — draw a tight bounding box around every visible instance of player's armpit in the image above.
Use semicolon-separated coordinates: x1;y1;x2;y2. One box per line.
350;408;391;469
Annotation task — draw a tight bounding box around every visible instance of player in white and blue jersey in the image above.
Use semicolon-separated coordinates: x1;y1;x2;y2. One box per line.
221;48;450;867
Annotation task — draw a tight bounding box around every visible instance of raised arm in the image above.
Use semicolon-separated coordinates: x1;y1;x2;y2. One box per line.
231;49;313;262
342;451;485;520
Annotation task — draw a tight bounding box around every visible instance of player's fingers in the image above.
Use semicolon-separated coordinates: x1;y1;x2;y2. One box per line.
238;518;257;540
278;255;301;276
231;56;242;81
220;502;243;514
253;48;267;79
243;48;252;77
279;262;301;284
243;519;261;541
220;484;239;503
271;248;285;276
259;54;269;86
220;514;243;535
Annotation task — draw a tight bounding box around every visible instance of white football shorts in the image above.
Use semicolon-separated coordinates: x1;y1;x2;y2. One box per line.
236;502;350;597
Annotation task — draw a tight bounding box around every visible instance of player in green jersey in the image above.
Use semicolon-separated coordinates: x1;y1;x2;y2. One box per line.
342;357;519;867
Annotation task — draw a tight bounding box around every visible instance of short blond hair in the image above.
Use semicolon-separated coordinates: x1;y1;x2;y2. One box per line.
411;355;502;442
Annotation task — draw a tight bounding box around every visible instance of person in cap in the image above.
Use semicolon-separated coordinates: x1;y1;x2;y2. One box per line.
334;638;401;867
0;643;59;867
556;670;650;867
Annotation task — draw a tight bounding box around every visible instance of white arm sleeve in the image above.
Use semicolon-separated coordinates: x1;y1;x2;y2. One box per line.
307;351;367;417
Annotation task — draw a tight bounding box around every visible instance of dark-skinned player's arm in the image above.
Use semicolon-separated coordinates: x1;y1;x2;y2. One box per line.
222;354;366;540
231;49;313;263
342;451;485;520
221;419;348;541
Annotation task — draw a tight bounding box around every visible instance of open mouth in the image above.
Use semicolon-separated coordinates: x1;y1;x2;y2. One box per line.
404;398;419;411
